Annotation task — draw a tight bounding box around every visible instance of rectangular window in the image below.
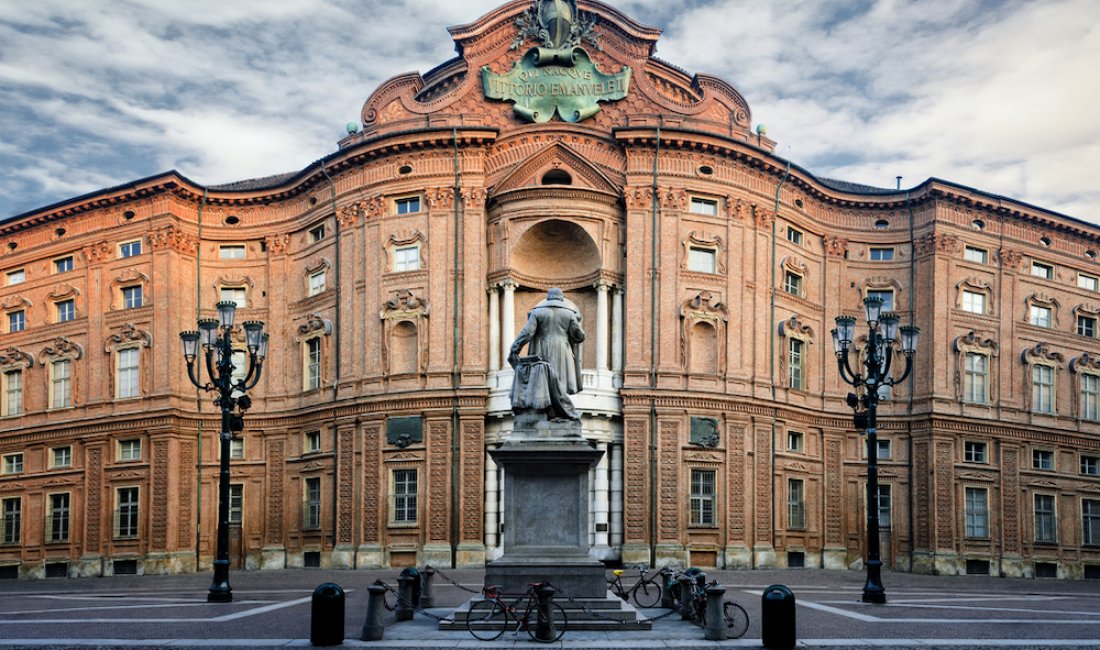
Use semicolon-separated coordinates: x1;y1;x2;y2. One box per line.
228;484;243;525
219;245;246;260
121;286;143;309
964;246;988;264
2;370;22;417
8;310;24;333
51;359;71;408
789;338;804;389
1032;365;1055;413
962;290;986;314
392;469;418;524
784;271;802;296
1083;499;1100;546
308;270;326;296
690;469;716;526
2;497;20;544
6;269;25;285
118;439;141;462
52;446;72;468
229;437;245;460
48;493;71;543
1080;274;1099;292
56;299;75;322
689;197;718;216
688;247;717;273
219;287;247;309
305;430;321;454
869;247;894;261
1079;315;1098;337
964;352;989;403
305;338;321;390
394;245;420;273
867;289;895;312
964;441;987;464
787;227;803;245
395;196;421;214
787;479;805;530
117;348;139;398
965;487;989;538
1032;261;1054;279
1029;305;1052;328
115;487;139;538
877;439;892;459
119;240;142;258
2;453;23;474
1034;494;1056;543
1032;449;1054;471
1082;455;1100;476
309;224;326;242
304;477;321;529
787;430;804;452
54;256;73;274
876;484;892;530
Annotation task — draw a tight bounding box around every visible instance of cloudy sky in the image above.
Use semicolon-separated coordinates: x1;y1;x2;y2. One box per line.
1;0;1097;222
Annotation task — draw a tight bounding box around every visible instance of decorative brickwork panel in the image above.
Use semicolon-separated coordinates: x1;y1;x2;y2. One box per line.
265;438;285;545
754;426;772;542
658;420;680;541
913;439;930;550
624;417;648;543
177;441;194;547
824;437;843;545
86;445;103;550
726;422;746;543
362;424;381;544
1001;446;1020;554
461;420;484;542
151;438;169;549
934;440;955;548
428;421;450;542
337;427;354;544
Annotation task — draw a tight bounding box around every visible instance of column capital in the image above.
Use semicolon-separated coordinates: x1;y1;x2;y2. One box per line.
594;279;613;291
501;278;518;290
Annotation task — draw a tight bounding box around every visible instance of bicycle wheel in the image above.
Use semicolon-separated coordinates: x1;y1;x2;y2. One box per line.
632;579;662;608
525;601;567;643
466;599;508;641
723;601;749;638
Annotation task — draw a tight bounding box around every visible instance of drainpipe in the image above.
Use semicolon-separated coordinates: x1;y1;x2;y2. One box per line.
320;161;342;548
195;189;207;565
769;160;791;563
649;124;661;568
451;127;463;567
906;189;916;569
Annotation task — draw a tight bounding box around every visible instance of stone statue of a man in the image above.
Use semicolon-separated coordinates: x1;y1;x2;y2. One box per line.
508;287;586;421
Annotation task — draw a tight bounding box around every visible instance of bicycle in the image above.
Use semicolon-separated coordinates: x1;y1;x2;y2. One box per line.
466;582;568;643
688;579;749;638
607;565;664;608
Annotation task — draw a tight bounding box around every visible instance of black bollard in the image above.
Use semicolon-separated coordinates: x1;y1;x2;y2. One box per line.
395;574;414;621
360;580;387;641
419;566;436;608
534;584;559;643
661;571;677;609
310;582;345;647
704;584;727;640
678;575;694;620
761;584;796;650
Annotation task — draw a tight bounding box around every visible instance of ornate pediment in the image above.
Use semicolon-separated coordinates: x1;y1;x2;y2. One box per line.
954;331;998;354
298;313;333;336
1071;352;1100;373
103;323;151;352
0;347;34;368
38;337;83;363
680;291;727;322
381;289;430;320
493;142;618;194
1021;342;1064;365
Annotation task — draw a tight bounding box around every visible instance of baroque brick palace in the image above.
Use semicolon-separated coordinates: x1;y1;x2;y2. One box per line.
2;0;1099;581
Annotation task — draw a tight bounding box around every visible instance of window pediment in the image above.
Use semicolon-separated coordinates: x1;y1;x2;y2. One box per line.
298;313;334;337
864;276;903;292
38;337;83;363
0;347;34;369
1075;303;1100;317
214;275;254;290
493;142;618;194
1021;342;1064;366
680;291;727;322
305;258;331;276
103;324;151;352
957;277;992;292
954;330;998;355
382;289;430;320
681;231;726;274
1;295;31;311
778;315;815;341
1071;352;1100;373
780;255;808;275
48;283;80;301
1025;292;1059;309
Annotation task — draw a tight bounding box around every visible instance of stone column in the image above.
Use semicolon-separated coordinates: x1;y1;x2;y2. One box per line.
592;442;610;553
612;285;624;373
596;280;610;372
610;443;623;549
501;280;517;364
488;284;501;372
484;449;499;553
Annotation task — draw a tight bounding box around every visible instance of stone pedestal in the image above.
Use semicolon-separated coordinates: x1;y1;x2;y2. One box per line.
485;418;606;598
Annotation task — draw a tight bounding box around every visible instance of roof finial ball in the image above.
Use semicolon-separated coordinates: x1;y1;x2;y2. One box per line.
756;123;766;146
346;122;360;134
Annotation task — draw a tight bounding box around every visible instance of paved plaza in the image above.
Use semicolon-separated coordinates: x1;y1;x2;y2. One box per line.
0;567;1098;649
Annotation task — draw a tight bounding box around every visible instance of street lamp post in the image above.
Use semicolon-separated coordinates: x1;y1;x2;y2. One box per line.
180;301;267;603
831;296;919;604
